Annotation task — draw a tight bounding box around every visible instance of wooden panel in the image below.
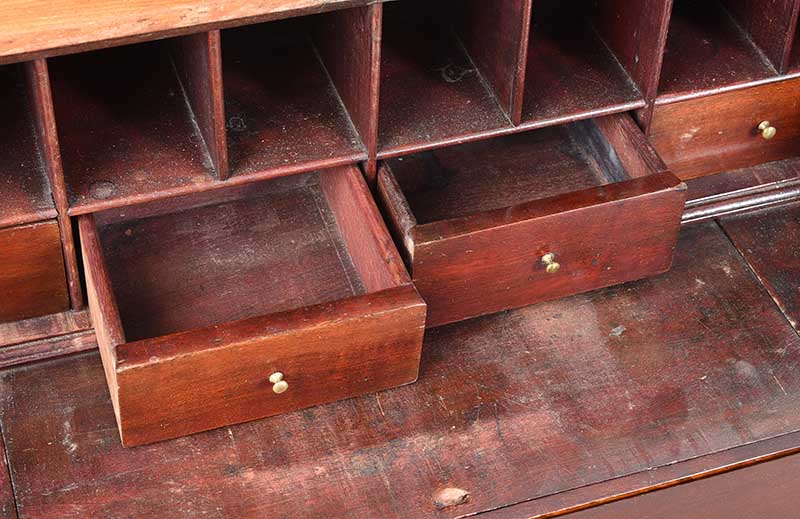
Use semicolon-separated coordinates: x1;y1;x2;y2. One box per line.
650;77;800;179
723;0;800;72
221;19;366;179
411;175;685;327
5;222;800;516
0;0;371;63
0;330;95;369
49;40;216;214
521;0;645;127
0;433;16;519
458;0;532;123
657;0;777;103
560;453;800;518
0;221;68;323
377;1;512;158
0;309;90;348
0;64;56;228
720;202;800;332
171;31;228;179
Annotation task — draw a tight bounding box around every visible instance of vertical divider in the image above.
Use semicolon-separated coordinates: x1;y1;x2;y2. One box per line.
171;30;229;180
722;0;800;73
457;0;534;125
24;58;85;311
592;0;674;131
313;4;383;183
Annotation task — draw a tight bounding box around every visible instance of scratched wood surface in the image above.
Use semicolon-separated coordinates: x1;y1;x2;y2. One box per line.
2;221;800;518
720;202;800;332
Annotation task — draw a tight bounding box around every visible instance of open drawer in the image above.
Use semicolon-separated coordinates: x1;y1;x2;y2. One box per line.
79;165;426;447
378;113;686;328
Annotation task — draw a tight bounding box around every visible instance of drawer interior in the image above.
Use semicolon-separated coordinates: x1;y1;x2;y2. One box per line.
49;40;217;210
521;0;645;124
791;20;800;73
378;0;515;155
384;120;632;225
0;64;56;228
90;166;403;342
221;12;367;178
658;0;778;102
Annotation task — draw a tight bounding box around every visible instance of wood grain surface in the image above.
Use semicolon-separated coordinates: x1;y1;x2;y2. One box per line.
4;222;800;516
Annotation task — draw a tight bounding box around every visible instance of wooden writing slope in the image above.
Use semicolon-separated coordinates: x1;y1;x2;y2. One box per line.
1;0;800;516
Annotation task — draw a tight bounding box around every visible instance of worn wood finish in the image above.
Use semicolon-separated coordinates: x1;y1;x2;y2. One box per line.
657;0;777;104
50;40;216;214
521;0;645;128
0;433;16;519
683;156;800;223
0;0;372;64
650;76;800;179
457;0;532;124
377;1;512;158
5;222;800;516
0;330;96;370
314;5;382;179
221;18;366;179
171;31;229;180
557;452;800;518
79;165;425;445
23;59;84;310
722;0;800;73
0;221;69;323
0;309;90;349
720;202;800;332
591;0;673;129
0;64;56;229
379;114;685;327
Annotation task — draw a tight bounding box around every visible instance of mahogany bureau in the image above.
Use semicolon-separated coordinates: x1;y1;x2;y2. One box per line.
1;0;800;516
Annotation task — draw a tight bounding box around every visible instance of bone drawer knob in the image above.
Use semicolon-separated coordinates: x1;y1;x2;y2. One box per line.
758;120;777;140
269;372;289;394
541;253;561;274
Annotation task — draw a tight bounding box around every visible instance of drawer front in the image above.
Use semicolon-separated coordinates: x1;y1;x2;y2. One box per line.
113;287;425;446
0;221;69;322
412;178;686;327
650;77;800;180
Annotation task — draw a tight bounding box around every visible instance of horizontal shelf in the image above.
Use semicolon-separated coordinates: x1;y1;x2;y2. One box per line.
0;64;56;228
377;1;513;158
0;0;370;64
222;19;367;179
521;0;645;126
657;0;778;104
49;40;217;213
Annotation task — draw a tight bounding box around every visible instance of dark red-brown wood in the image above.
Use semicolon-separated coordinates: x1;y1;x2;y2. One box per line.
0;64;56;229
0;309;90;349
5;222;800;517
79;165;425;446
49;39;216;213
171;30;229;180
221;16;366;180
0;221;69;323
0;433;15;519
379;114;686;327
722;0;800;73
657;0;778;104
650;76;800;179
520;0;646;129
720;201;800;332
377;1;513;158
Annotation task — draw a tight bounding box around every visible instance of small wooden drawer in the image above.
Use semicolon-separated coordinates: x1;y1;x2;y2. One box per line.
378;113;686;328
650;76;800;179
78;165;426;447
0;221;69;322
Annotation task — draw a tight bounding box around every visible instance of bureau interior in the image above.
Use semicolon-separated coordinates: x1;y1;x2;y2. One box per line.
220;9;369;178
0;64;55;228
384;121;629;225
522;0;651;125
378;0;518;155
792;19;800;72
658;0;783;102
92;168;376;342
48;39;217;211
